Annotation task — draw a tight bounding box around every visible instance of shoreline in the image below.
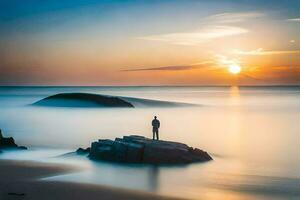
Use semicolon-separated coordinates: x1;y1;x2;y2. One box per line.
0;159;186;200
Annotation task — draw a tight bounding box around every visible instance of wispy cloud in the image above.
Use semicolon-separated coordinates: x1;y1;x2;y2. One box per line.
232;48;300;55
138;26;248;46
122;61;213;72
137;11;264;46
122;65;196;72
215;55;241;66
206;12;264;24
287;18;300;21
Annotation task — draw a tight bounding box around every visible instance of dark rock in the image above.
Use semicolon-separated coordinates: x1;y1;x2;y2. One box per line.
76;147;91;155
0;130;28;151
0;137;18;148
89;141;115;160
18;146;28;150
33;93;134;108
88;135;212;164
126;142;144;162
32;93;197;108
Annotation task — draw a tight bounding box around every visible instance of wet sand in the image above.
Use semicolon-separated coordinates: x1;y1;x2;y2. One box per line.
0;160;185;200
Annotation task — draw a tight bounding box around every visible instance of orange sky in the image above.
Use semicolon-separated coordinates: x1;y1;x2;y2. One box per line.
0;0;300;85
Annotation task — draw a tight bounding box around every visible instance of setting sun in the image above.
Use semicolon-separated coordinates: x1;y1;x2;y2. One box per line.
228;64;241;74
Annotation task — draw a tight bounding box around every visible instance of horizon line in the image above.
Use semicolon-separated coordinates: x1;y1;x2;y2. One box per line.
0;84;300;88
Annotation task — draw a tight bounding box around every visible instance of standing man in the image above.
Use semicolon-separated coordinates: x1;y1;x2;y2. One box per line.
152;116;160;140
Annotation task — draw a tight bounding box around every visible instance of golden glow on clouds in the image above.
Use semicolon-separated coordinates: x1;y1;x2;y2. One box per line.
232;48;300;55
216;55;241;68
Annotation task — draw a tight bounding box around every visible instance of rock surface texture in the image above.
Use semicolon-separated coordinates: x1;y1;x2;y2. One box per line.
89;135;212;164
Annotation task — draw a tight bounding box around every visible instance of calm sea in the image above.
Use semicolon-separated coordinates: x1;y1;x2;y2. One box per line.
0;86;300;200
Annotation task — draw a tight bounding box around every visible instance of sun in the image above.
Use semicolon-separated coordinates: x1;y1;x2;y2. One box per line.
228;64;241;74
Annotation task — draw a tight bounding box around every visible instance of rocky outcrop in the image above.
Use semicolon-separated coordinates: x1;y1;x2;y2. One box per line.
0;135;27;151
33;93;134;108
89;135;212;164
0;129;27;151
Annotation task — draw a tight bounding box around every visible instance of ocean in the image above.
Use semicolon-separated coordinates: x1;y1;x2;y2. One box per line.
0;86;300;200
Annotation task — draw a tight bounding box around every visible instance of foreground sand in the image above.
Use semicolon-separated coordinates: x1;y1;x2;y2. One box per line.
0;160;185;200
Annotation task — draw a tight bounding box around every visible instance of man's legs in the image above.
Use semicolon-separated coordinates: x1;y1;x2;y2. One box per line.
153;128;159;140
153;129;155;140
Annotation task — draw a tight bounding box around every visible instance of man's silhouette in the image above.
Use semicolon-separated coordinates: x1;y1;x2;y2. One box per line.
152;116;160;140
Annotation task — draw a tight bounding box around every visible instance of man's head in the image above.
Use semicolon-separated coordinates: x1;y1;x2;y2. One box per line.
154;116;157;119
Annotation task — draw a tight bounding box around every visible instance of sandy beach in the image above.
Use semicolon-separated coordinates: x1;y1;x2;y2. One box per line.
0;160;185;200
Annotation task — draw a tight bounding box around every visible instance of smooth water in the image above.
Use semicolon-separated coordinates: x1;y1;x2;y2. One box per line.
0;86;300;200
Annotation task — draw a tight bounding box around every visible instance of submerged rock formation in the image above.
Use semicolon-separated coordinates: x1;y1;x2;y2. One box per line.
33;93;134;108
0;129;27;151
88;135;212;164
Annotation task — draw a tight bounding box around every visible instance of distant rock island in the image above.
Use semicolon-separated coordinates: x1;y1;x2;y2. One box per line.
33;93;134;108
33;93;195;108
77;135;212;164
0;129;27;152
